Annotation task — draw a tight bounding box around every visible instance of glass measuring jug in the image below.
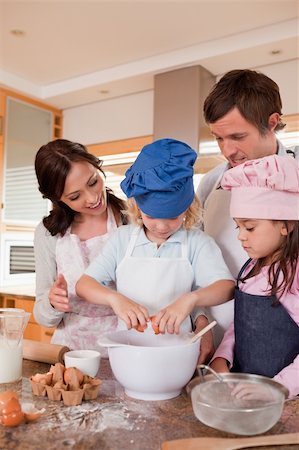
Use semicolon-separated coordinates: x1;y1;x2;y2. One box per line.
0;308;30;383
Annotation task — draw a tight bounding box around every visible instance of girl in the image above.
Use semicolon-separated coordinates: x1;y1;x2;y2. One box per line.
76;138;234;340
34;139;127;351
210;155;299;398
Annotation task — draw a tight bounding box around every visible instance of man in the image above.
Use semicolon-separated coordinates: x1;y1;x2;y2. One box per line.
196;69;299;345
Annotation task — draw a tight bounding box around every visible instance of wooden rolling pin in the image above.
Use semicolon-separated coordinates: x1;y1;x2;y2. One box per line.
23;339;70;365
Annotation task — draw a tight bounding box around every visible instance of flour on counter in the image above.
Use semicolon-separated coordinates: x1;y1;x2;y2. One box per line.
34;402;134;433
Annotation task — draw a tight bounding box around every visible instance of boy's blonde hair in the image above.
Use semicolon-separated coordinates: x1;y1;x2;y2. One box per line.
124;195;203;230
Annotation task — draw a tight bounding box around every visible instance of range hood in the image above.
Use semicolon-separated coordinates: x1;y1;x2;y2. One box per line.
153;65;216;152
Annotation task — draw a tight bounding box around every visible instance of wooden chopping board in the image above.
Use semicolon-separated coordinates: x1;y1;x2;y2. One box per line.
161;433;299;450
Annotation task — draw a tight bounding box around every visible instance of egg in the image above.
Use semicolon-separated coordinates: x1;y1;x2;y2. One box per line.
150;316;160;335
134;322;147;333
0;391;18;412
134;316;160;334
63;367;84;387
0;396;24;427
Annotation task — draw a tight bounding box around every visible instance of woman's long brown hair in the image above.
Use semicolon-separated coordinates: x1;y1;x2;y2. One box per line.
35;139;126;236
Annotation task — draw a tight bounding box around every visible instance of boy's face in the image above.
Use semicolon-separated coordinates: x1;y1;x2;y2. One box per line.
209;107;277;167
235;218;288;264
140;211;185;245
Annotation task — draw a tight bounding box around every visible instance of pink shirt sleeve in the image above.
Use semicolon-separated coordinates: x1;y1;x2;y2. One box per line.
274;354;299;399
212;321;235;366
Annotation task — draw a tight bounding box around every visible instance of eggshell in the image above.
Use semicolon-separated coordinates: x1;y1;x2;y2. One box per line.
150;316;160;335
22;403;45;422
134;322;147;333
0;391;19;413
0;397;24;427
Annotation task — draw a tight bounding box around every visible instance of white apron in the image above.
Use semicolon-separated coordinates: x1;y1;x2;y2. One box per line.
115;227;194;333
204;174;247;346
51;208;118;354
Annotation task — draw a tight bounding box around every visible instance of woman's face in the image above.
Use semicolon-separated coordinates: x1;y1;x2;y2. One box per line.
60;161;107;216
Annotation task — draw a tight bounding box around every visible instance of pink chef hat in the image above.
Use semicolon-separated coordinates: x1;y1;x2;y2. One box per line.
221;155;299;220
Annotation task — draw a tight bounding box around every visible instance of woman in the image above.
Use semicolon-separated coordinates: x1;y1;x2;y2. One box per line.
33;139;127;351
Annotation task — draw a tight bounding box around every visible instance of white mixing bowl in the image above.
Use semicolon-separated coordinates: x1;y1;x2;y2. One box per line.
104;329;200;401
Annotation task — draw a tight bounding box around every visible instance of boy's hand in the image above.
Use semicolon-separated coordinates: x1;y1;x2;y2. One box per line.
154;292;197;334
109;294;149;330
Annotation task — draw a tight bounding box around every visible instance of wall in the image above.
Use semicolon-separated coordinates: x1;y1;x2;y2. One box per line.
63;91;153;145
63;60;299;144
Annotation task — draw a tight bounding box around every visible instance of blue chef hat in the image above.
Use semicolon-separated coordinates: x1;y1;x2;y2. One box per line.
120;138;197;218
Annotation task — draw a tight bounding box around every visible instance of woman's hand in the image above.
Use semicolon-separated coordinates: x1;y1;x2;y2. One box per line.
210;357;230;373
194;315;215;365
49;274;71;312
153;292;197;334
109;293;150;330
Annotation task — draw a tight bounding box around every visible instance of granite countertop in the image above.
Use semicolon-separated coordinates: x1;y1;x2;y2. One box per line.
0;359;298;450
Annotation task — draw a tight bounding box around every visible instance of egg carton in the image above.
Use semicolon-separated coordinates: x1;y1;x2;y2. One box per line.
29;362;102;406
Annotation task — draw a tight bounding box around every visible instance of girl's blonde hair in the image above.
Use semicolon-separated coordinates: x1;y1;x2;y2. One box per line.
124;195;203;230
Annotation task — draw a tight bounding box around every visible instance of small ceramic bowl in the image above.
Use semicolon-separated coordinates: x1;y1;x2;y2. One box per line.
64;350;101;377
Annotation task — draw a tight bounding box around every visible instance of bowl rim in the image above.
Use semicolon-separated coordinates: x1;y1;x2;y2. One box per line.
64;349;101;360
104;329;198;349
191;385;285;412
189;372;289;408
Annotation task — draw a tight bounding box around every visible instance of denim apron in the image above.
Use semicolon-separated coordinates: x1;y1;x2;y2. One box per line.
232;259;299;377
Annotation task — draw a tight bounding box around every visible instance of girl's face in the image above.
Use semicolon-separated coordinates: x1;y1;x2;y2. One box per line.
235;218;288;264
60;161;107;216
140;211;185;245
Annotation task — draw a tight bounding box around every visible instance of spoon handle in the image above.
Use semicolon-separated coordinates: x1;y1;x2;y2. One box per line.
161;433;299;450
189;320;217;343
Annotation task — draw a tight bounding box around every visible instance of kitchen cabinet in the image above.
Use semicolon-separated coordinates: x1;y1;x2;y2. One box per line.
0;86;62;288
0;87;62;229
0;293;55;342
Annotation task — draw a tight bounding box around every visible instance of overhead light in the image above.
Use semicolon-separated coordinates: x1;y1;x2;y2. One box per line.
10;29;25;37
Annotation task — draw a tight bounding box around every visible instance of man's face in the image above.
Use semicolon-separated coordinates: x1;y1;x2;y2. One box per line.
209;107;277;167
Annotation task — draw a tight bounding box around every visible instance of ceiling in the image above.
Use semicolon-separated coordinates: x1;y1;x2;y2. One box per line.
0;0;298;110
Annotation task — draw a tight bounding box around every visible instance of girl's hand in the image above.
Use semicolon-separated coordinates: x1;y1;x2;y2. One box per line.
154;292;197;334
210;357;230;373
109;294;149;330
195;316;215;365
49;274;71;313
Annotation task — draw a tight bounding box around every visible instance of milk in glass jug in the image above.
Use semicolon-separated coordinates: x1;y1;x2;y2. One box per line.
0;308;30;383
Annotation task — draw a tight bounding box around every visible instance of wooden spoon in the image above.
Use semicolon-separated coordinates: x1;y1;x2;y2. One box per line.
189;320;217;344
161;433;299;450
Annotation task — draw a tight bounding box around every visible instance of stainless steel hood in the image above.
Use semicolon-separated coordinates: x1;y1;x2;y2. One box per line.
153;65;216;152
